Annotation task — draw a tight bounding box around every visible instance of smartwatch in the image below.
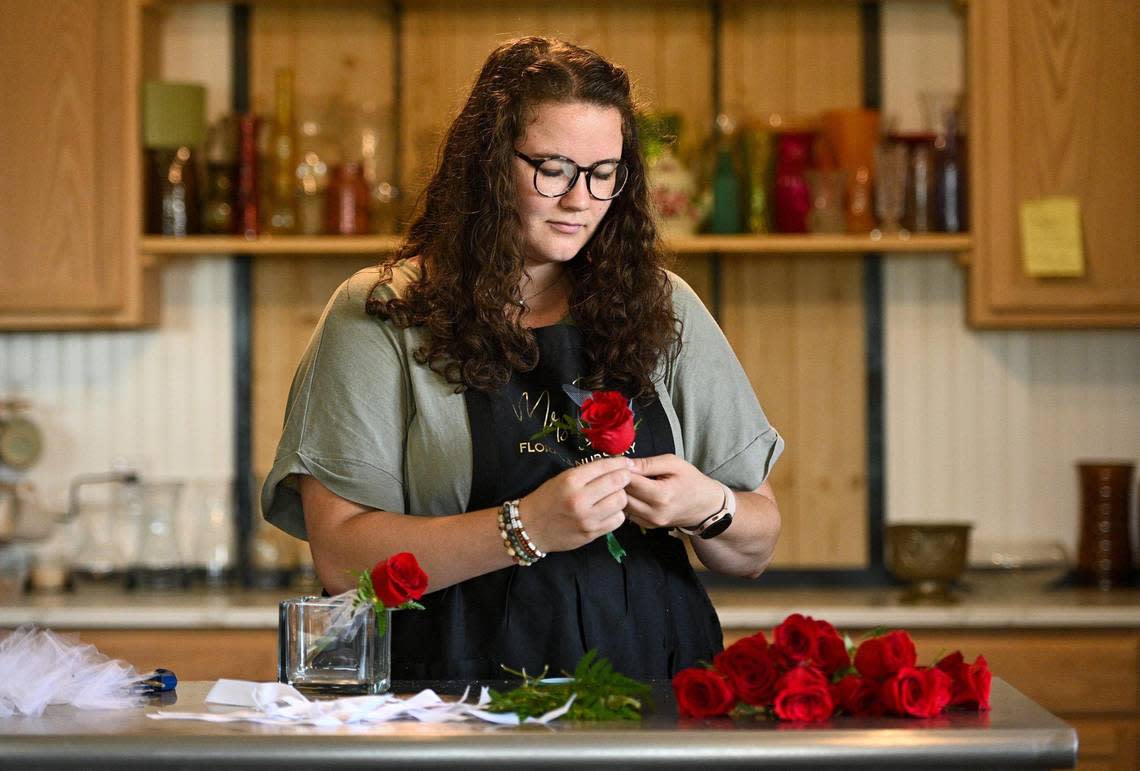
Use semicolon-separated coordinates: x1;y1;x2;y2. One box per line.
677;483;736;540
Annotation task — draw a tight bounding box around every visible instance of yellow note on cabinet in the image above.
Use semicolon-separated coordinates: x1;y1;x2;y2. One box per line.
1019;196;1085;277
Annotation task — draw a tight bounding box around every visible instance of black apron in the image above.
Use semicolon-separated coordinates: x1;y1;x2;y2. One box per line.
390;325;723;680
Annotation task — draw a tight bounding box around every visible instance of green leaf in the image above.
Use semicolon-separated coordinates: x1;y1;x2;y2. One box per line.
605;533;627;563
486;650;651;721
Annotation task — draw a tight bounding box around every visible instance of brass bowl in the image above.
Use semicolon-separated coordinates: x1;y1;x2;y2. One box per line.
885;523;973;604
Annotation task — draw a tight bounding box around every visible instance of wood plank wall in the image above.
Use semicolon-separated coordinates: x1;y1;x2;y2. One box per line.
249;1;868;568
719;3;866;567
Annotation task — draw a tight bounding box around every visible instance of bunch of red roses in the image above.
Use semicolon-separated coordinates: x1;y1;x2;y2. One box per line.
672;613;991;723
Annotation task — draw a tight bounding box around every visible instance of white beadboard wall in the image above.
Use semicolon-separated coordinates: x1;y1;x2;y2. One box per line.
881;3;1140;557
884;256;1140;555
0;259;234;510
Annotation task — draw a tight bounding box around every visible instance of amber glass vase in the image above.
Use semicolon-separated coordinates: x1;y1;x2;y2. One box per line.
1075;461;1136;589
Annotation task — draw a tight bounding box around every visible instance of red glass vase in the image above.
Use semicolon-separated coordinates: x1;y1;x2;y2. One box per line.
773;131;814;233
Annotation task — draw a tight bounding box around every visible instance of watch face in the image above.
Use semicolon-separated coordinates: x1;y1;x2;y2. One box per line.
699;512;733;540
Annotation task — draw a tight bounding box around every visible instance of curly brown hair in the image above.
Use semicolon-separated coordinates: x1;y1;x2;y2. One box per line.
368;36;679;400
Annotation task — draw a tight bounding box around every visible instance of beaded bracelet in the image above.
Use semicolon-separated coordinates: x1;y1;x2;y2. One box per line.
498;499;546;566
503;500;545;564
498;502;537;566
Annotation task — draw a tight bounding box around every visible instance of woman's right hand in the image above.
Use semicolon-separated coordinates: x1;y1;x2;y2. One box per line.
517;456;633;554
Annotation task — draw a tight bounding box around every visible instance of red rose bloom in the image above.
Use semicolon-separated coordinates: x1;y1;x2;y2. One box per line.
813;620;851;676
370;552;429;608
854;630;918;680
773;666;835;723
714;637;786;706
672;667;737;719
832;675;884;718
879;666;953;718
773;613;820;664
936;652;992;710
579;391;635;456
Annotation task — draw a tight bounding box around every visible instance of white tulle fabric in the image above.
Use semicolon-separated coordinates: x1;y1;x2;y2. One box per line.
0;626;150;717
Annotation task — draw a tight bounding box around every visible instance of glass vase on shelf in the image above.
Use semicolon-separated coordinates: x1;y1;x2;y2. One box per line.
642;112;700;239
806;169;846;234
707;114;744;234
326;162;371;235
294;109;341;237
264;68;297;235
896;133;936;234
237;113;260;238
772;128;815;234
921;91;968;234
873;139;908;236
741;119;775;234
142;81;206;237
345;100;399;234
821;108;880;233
202;115;238;235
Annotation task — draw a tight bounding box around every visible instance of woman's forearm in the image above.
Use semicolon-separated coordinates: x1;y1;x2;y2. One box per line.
301;476;515;594
689;488;781;579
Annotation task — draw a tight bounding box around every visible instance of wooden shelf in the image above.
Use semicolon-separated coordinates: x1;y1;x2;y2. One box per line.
144;233;971;256
141;235;404;256
670;233;972;254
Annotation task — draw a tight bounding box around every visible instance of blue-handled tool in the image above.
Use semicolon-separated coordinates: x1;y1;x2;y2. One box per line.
139;668;178;694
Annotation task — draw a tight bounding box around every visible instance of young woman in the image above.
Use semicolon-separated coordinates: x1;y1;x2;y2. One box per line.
262;37;783;680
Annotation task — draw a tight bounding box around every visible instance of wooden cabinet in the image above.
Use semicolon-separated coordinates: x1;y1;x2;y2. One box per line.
724;626;1140;771
0;1;157;330
74;628;279;683
966;0;1140;328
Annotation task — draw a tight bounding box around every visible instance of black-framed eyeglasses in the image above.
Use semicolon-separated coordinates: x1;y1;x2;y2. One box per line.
514;151;629;201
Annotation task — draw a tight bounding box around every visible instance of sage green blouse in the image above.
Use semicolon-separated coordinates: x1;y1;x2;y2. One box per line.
261;263;783;539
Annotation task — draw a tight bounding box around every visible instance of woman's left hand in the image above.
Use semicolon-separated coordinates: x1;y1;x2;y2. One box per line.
624;454;725;530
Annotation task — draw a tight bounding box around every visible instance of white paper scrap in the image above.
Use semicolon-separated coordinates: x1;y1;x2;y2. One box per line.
151;681;576;727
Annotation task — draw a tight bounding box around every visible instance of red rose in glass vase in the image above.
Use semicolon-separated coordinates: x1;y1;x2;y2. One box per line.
369;551;429;607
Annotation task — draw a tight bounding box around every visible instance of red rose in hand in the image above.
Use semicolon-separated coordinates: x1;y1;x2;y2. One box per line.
813;620;851;676
854;630;918;680
832;675;884;718
672;667;737;719
579;391;635;455
714;636;786;706
936;652;992;710
880;666;953;718
773;666;835;723
773;613;820;664
370;552;428;608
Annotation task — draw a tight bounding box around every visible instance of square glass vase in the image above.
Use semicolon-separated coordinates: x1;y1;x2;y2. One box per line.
278;596;392;696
